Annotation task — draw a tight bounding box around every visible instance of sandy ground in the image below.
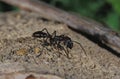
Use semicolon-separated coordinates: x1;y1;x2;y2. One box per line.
0;11;120;79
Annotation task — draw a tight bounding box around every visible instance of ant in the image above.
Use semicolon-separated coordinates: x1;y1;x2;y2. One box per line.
32;28;86;58
32;28;68;57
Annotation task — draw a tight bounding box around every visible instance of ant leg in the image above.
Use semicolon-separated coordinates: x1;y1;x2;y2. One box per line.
51;31;57;38
55;44;63;57
39;27;50;46
65;48;71;59
41;28;47;31
41;28;51;36
50;31;57;50
43;36;50;46
57;42;71;59
58;45;71;59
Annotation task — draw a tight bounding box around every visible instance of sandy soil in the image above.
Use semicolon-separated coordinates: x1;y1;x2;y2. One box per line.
0;11;120;79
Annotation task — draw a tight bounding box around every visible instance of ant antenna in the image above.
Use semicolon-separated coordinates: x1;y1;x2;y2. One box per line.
72;40;87;56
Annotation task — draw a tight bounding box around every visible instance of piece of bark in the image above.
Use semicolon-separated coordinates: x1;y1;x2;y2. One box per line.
1;0;120;53
1;72;63;79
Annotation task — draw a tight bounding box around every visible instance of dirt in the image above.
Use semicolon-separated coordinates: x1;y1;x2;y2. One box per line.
0;11;120;79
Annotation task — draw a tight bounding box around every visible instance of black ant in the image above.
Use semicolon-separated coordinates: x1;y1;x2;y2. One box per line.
32;28;86;58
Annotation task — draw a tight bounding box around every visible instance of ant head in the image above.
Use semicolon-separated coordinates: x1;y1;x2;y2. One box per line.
67;41;73;49
64;39;73;49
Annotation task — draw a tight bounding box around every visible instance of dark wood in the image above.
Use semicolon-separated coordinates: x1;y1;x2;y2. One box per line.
1;0;120;53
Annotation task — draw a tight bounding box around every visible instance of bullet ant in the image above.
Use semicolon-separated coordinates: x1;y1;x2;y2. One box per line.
32;28;86;58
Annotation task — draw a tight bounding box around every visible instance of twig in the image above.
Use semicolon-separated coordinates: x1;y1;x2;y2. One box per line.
1;0;120;53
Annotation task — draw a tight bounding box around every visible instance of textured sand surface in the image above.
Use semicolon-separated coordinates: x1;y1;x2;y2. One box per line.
0;11;120;79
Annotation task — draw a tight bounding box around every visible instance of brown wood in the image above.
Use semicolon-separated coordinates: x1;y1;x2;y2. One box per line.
1;0;120;53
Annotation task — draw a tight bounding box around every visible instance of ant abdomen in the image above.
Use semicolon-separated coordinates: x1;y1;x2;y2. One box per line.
32;31;48;38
